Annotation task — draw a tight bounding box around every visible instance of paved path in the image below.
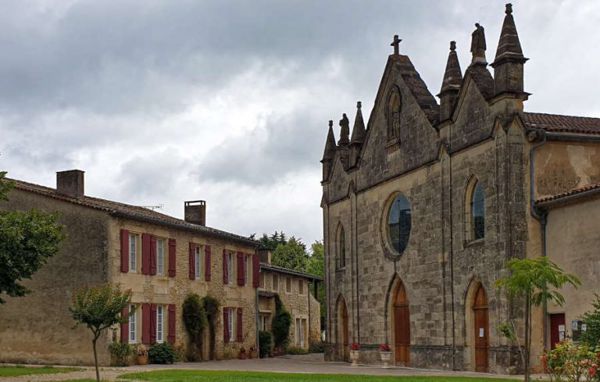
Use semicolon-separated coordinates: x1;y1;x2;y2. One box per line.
1;354;545;381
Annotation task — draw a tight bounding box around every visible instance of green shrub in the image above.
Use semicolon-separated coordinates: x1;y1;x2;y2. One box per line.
148;343;177;364
182;293;207;360
108;342;133;366
202;296;220;360
258;331;272;358
272;295;291;349
308;341;325;353
580;294;600;348
286;346;308;355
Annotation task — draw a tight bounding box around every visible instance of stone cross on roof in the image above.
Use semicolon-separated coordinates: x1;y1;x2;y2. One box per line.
391;35;402;55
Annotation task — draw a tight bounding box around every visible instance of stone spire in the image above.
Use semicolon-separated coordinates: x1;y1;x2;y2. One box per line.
350;102;366;144
338;113;350;146
470;23;487;65
321;120;336;162
492;3;525;64
321;120;336;182
438;41;463;122
491;3;528;96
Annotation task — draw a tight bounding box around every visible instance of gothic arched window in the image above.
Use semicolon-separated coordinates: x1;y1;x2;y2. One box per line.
466;178;485;241
386;86;402;141
336;225;346;269
387;194;411;255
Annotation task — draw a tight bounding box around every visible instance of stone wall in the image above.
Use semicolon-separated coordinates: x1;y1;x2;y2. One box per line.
0;188;111;365
108;219;257;361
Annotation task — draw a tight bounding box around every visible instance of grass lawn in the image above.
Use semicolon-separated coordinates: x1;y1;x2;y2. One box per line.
0;365;80;377
121;370;516;382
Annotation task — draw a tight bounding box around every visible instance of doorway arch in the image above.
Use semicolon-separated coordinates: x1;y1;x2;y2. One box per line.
466;281;489;372
391;279;410;365
336;295;349;362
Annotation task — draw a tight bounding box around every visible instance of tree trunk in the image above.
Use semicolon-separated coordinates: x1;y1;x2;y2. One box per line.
524;297;531;382
92;335;100;382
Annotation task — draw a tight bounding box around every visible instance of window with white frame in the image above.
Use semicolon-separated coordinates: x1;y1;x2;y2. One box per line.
156;305;164;343
227;307;235;342
295;318;306;347
129;233;139;273
259;313;270;331
194;246;202;279
156;239;165;276
129;304;137;343
227;252;234;285
245;255;251;285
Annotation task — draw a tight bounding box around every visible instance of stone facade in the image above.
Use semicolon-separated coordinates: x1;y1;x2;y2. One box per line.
257;252;321;350
0;172;259;365
321;4;600;375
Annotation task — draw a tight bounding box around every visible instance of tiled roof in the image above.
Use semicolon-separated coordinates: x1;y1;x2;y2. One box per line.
535;183;600;206
10;179;258;246
260;262;322;281
522;112;600;136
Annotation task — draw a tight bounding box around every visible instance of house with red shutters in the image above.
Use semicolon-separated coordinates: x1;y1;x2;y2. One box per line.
0;170;261;365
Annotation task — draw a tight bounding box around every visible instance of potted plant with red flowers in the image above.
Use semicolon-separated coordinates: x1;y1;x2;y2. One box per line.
349;343;360;367
379;344;392;368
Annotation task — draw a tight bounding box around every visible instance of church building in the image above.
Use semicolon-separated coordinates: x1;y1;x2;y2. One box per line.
321;4;600;374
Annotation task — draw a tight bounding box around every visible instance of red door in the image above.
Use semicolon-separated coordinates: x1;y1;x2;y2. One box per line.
549;314;566;350
393;282;410;365
473;285;489;373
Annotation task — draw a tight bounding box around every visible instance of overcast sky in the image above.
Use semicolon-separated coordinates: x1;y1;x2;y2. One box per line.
1;0;599;248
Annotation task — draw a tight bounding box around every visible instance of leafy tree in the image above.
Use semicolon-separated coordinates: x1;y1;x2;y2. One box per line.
272;237;308;272
496;257;580;382
307;241;326;326
580;294;600;348
0;172;64;303
202;295;220;360
272;295;291;351
252;231;288;252
69;284;132;382
182;293;207;360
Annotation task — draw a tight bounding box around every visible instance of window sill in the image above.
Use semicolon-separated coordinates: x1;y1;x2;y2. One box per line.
464;238;485;248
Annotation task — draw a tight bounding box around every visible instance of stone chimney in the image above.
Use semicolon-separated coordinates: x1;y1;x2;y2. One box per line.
184;200;206;226
56;170;85;198
258;248;271;264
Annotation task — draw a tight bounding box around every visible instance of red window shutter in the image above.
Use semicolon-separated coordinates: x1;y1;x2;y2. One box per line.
236;308;243;342
150;236;157;276
167;304;176;344
120;306;129;343
223;308;230;343
252;254;260;288
120;229;129;273
236;252;244;286
223;250;228;284
188;243;195;280
205;246;211;281
168;238;176;277
142;303;151;344
141;233;151;275
150;304;157;344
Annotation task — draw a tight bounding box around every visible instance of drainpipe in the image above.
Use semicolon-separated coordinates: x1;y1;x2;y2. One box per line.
528;129;548;350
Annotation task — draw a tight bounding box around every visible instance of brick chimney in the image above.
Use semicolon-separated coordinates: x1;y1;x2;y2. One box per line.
184;200;206;226
56;170;85;198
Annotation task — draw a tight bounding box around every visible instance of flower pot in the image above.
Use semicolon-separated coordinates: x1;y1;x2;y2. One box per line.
349;350;360;367
136;354;148;365
380;351;392;368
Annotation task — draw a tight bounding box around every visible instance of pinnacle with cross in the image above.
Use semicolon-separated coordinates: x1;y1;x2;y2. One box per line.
391;35;402;55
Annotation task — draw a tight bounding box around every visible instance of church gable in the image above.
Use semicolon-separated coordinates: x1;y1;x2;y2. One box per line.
357;54;440;189
449;76;495;152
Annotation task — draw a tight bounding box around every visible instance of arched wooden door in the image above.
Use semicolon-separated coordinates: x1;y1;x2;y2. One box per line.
337;297;349;362
473;285;489;372
393;281;410;365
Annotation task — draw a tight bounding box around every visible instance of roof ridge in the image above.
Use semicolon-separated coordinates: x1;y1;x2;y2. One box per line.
524;111;600;121
9;178;257;246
